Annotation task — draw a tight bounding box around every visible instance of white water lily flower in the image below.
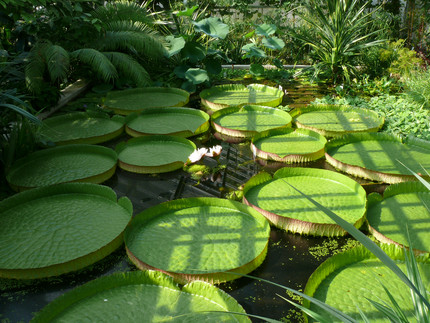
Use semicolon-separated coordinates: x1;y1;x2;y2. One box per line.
205;145;222;157
187;148;208;164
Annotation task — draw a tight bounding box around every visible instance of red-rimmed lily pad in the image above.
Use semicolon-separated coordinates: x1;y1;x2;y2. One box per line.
116;135;196;173
325;133;430;184
125;107;210;137
6;144;118;191
31;270;250;322
124;197;270;284
103;87;190;115
0;183;132;279
243;167;367;236
211;105;292;142
304;246;430;321
200;83;284;112
290;104;384;137
39;111;124;145
250;128;327;163
367;181;430;254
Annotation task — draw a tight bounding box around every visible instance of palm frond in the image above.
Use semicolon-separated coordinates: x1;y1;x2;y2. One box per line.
70;48;118;83
45;44;70;83
101;31;167;59
25;41;51;94
91;0;154;26
103;52;150;87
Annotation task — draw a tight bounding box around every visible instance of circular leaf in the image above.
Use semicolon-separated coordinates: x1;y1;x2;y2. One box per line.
0;183;132;279
125;197;270;283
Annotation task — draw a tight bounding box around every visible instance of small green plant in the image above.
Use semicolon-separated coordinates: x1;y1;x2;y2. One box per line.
403;67;430;110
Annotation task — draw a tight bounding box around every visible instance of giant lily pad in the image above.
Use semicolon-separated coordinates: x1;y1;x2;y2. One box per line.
243;167;367;236
200;84;284;112
32;270;250;322
290;104;384;137
211;105;292;142
39;111;124;145
304;246;430;321
251;128;327;163
6;144;118;191
103;87;190;115
125;107;210;138
325;133;430;184
0;183;132;279
367;182;430;253
116;135;196;173
124;197;270;284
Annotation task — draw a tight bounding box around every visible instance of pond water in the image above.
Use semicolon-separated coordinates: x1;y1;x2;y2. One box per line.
0;80;385;322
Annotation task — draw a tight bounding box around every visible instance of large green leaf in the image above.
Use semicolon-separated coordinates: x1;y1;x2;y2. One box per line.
0;183;132;279
211;105;292;140
200;83;284;111
125;107;209;138
367;182;430;253
255;24;277;37
104;87;190;115
6;144;118;191
241;43;266;58
185;68;209;85
165;35;186;57
243;167;367;236
181;42;206;63
39;111;124;145
116;135;196;173
290;104;384;137
325;133;430;183
305;246;430;322
251;128;327;163
175;5;199;17
32;270;250;322
193;17;229;39
125;197;270;284
262;36;285;50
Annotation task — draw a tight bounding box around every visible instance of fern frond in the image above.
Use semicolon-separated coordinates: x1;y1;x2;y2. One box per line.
100;31;167;59
91;0;154;26
103;52;150;87
45;44;70;82
70;48;118;82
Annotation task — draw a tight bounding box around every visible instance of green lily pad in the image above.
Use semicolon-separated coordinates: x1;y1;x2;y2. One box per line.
0;183;132;279
124;197;270;284
125;107;210;138
251;128;327;163
290;105;384;137
367;182;430;253
39;111;124;145
200;84;284;112
243;167;367;236
103;87;190;115
32;270;250;322
116;135;196;173
326;133;430;183
211;105;292;141
6;145;118;191
304;246;430;321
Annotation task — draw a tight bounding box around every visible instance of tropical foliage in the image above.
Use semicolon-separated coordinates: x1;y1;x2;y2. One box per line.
290;0;386;84
24;1;167;98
